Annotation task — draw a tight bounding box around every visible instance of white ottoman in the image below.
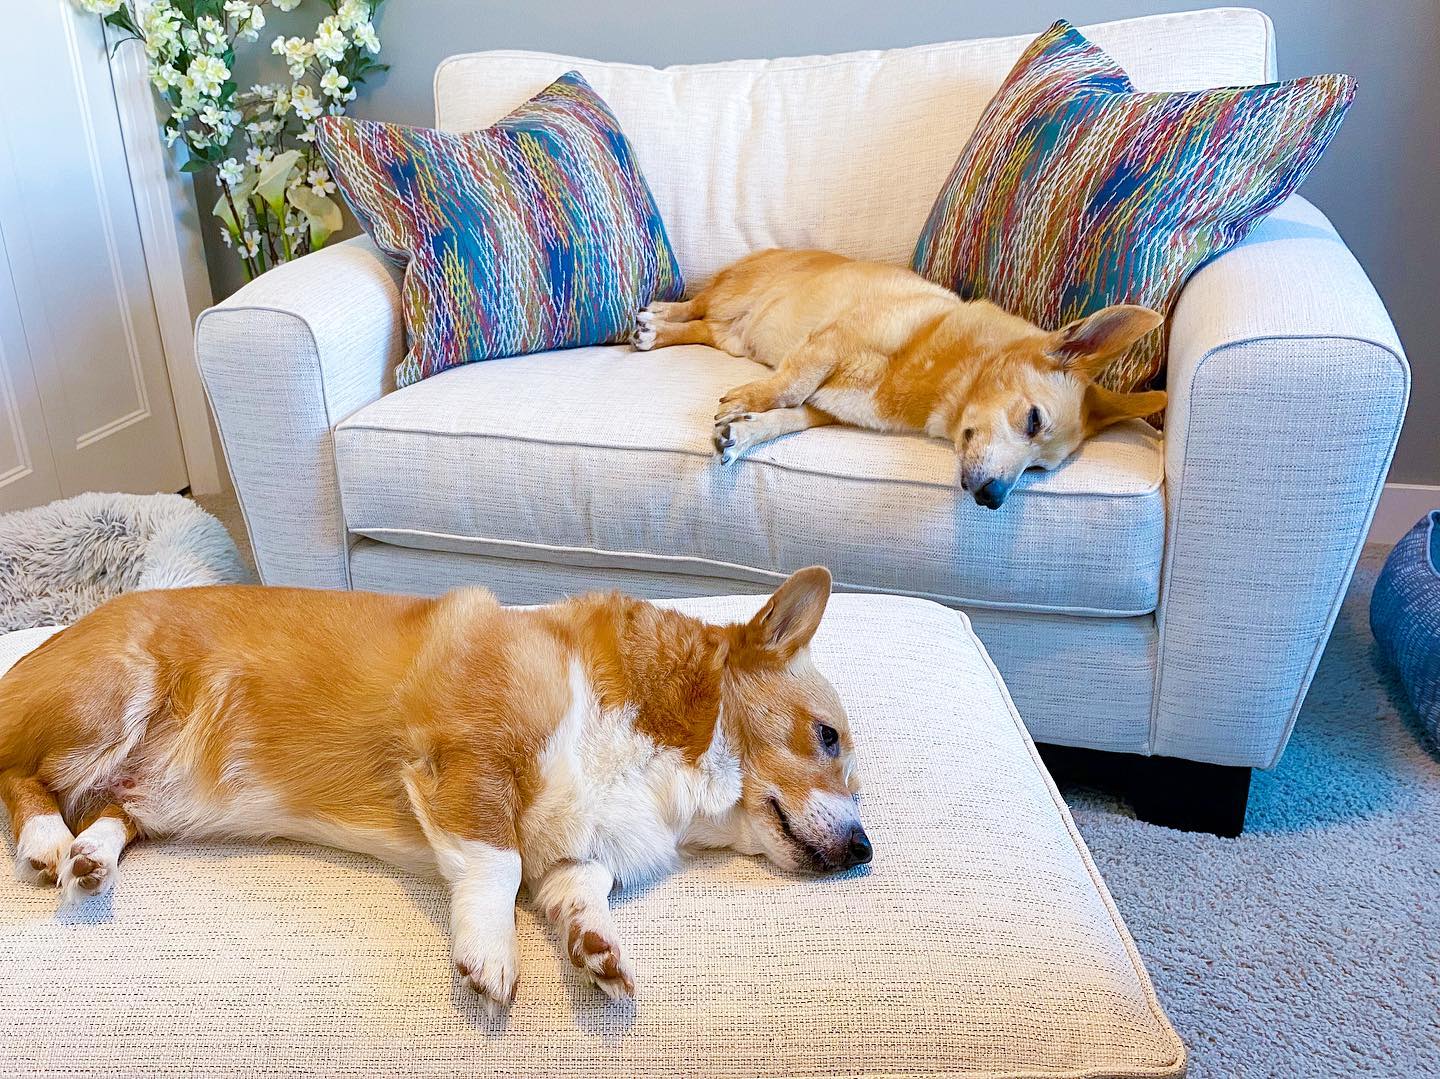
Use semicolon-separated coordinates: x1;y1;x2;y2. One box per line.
0;596;1184;1078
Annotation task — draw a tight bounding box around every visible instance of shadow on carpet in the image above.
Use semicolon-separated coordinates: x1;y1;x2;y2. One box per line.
1057;547;1439;1077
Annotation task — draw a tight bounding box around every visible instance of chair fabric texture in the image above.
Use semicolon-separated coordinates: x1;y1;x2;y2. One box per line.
317;71;682;388
911;20;1355;395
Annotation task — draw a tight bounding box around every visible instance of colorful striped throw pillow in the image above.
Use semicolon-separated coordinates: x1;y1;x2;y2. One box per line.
317;71;684;389
912;21;1355;396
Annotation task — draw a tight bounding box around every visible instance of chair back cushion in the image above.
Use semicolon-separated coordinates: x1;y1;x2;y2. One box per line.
434;10;1275;288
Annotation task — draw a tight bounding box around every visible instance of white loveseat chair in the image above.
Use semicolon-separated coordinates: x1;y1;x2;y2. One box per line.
196;9;1409;833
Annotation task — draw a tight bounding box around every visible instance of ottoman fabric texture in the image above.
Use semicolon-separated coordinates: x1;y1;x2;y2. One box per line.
0;594;1184;1078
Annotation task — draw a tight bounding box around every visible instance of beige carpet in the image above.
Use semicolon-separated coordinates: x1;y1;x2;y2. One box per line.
194;493;1438;1076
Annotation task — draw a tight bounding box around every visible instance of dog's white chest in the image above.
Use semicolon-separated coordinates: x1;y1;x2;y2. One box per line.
519;664;736;886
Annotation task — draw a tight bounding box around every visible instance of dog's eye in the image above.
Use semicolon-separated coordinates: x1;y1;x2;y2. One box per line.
1024;406;1044;438
817;723;840;757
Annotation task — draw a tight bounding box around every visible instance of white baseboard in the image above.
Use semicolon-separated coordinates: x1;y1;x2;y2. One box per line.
1368;483;1440;547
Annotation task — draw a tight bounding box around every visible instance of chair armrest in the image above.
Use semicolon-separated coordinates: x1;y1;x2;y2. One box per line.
1154;195;1410;768
195;236;404;589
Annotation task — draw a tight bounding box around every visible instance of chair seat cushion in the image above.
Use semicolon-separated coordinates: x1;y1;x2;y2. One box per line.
335;345;1165;615
0;595;1184;1077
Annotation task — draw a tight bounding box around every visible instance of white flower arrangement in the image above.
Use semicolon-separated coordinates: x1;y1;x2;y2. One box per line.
75;0;387;281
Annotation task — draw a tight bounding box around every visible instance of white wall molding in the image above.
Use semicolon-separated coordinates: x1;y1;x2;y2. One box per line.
1368;483;1440;547
107;31;223;495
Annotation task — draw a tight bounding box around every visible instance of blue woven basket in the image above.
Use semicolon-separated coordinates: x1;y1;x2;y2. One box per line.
1371;510;1440;741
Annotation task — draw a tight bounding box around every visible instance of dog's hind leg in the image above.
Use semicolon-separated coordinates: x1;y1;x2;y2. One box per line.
59;802;139;905
713;404;838;465
2;769;73;888
534;859;635;999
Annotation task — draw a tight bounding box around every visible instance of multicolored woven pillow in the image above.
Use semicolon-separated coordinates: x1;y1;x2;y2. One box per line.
317;71;683;388
912;21;1355;395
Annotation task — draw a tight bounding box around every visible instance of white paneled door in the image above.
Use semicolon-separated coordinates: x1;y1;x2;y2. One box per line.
0;1;189;512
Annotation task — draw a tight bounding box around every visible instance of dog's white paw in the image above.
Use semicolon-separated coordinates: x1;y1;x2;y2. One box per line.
454;933;520;1015
630;308;656;351
14;814;74;889
58;838;118;906
564;915;636;1000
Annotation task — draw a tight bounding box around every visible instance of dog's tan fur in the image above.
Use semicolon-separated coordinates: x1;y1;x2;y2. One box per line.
0;570;866;1009
632;249;1167;508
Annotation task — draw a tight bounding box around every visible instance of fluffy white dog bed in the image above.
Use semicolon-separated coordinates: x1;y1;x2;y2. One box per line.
0;492;252;631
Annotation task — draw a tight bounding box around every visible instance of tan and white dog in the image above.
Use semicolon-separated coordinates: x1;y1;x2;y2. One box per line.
632;249;1167;509
0;569;866;1011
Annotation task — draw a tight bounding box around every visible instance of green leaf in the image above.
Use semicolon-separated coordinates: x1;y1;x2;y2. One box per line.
103;6;142;38
180;158;210;173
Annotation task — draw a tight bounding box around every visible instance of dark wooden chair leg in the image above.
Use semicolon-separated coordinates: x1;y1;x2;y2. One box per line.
1036;743;1252;837
1127;756;1251;837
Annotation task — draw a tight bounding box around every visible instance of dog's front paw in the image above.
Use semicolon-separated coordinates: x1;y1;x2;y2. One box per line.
59;837;118;906
14;815;74;889
712;417;754;466
565;917;636;1000
455;933;520;1015
630;308;656;351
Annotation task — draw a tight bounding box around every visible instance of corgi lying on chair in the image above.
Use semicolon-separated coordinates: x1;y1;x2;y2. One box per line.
632;249;1166;509
0;568;866;1012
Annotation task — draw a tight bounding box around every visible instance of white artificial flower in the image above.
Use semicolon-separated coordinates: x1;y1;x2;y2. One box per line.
308;167;335;194
290;84;323;121
246;145;275;166
162;124;182;147
297;122;318;143
150;64;182;91
241;230;262;258
270;0;302;10
271;85;292;116
313;16;348;63
219;229;234;248
274;35;315;79
217;158;245;187
77;0;123;15
235;4;264;40
187;54;230;97
319;67;350;99
336;0;368;30
142;3;182;60
199;104;229;129
223;0;250;18
352;21;380;54
196;16;226;50
181;25;201;52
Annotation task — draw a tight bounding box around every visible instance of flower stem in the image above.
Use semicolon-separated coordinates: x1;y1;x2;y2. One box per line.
219;182;260;280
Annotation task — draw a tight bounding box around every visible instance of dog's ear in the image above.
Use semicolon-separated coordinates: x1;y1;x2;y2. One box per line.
1048;305;1164;379
1083;384;1167;435
736;566;832;662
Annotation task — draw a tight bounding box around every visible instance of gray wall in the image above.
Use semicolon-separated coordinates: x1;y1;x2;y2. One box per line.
200;1;1438;484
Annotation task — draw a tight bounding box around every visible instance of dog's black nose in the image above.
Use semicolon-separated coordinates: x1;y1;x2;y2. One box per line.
974;478;1008;509
842;825;873;868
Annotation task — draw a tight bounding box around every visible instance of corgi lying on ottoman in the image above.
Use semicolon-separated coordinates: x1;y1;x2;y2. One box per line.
0;567;868;1013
